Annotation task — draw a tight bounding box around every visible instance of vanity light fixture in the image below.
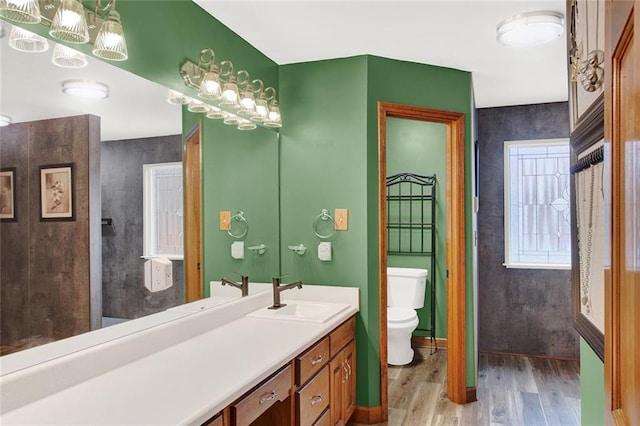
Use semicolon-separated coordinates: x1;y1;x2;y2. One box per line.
0;114;12;127
8;25;48;52
2;0;129;61
180;47;283;131
496;11;564;48
0;0;41;24
52;43;87;68
62;79;109;99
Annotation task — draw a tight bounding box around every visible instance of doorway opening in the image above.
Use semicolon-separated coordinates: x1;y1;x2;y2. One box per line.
378;102;468;420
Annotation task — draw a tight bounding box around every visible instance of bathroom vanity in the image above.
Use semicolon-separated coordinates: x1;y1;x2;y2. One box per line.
0;285;359;425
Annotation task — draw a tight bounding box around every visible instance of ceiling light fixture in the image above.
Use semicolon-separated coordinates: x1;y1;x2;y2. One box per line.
180;48;283;131
62;79;109;99
0;114;12;127
496;11;564;48
0;0;41;24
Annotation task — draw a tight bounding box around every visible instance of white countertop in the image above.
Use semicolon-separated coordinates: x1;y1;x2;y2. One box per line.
0;285;359;425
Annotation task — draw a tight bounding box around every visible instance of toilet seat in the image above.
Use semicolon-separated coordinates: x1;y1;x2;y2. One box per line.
387;307;417;324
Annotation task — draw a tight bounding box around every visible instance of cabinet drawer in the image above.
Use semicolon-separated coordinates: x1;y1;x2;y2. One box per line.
296;365;330;426
296;336;330;386
329;316;355;358
313;408;331;426
232;364;292;426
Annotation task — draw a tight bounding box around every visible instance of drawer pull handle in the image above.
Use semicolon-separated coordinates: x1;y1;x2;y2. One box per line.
310;355;323;365
310;394;323;406
259;390;277;404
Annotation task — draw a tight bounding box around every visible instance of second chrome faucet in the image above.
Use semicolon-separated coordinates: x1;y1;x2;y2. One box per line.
269;276;303;309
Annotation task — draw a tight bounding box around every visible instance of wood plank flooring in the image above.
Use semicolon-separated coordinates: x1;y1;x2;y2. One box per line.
351;348;580;426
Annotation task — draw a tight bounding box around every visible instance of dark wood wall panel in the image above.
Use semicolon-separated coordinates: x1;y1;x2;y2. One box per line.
0;115;100;351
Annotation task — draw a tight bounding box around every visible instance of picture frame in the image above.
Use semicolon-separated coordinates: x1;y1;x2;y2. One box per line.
0;167;17;222
567;0;605;131
570;96;605;361
40;163;75;221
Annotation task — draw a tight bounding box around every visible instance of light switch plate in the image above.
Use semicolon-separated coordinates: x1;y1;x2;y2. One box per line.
219;211;231;231
335;209;348;230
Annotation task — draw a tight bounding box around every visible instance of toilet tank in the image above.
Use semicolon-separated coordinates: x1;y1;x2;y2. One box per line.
387;267;428;309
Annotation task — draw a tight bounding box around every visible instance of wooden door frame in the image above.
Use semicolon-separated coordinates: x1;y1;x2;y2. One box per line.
378;102;468;421
184;122;203;303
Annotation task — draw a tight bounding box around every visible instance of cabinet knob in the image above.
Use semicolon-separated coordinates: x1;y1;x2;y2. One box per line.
310;394;323;406
259;390;277;404
310;354;323;365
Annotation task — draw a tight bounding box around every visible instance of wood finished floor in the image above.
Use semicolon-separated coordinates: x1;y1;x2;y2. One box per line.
351;348;580;426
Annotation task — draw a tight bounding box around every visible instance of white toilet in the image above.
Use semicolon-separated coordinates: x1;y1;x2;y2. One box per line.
387;267;428;366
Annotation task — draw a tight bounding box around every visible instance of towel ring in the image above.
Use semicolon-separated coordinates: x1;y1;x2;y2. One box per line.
313;209;336;239
228;211;248;239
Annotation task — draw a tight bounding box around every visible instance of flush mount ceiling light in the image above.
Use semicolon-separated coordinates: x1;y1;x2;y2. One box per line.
62;80;109;99
496;11;565;48
0;114;12;127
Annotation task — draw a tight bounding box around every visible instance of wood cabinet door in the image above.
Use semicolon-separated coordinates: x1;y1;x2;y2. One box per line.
343;341;356;422
329;356;345;426
605;1;640;425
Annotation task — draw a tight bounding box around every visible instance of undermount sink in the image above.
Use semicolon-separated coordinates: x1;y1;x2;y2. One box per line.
246;301;350;323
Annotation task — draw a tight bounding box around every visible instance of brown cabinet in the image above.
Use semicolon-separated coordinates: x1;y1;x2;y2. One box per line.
329;341;355;426
210;315;356;426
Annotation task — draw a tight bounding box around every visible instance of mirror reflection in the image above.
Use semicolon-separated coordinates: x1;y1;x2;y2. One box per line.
0;22;186;355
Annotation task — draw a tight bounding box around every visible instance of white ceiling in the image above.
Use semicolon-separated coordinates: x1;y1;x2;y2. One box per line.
1;1;569;141
0;23;181;141
194;0;569;108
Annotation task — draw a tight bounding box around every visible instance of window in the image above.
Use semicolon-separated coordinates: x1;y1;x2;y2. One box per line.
503;138;571;269
143;162;183;259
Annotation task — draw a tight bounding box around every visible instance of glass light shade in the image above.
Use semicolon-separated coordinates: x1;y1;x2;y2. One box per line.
264;100;282;128
237;118;256;131
9;26;49;52
187;99;209;113
250;95;269;123
167;90;191;105
51;43;87;68
496;11;564;48
220;79;240;109
62;80;109;99
49;0;89;44
198;71;221;100
237;86;256;117
0;0;41;24
223;113;241;126
93;10;128;61
0;114;12;127
206;106;226;120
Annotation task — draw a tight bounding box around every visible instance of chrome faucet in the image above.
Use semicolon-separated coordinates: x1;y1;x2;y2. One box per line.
268;276;303;309
221;274;249;297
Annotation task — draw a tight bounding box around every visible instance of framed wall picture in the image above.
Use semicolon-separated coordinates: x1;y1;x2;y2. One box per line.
568;0;605;131
0;167;17;222
570;96;605;361
40;163;75;221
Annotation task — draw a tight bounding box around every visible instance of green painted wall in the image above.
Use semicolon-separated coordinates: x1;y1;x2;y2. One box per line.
366;56;476;388
386;118;447;338
279;55;474;407
580;338;605;425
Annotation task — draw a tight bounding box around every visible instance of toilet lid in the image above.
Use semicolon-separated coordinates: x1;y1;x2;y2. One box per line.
387;307;416;323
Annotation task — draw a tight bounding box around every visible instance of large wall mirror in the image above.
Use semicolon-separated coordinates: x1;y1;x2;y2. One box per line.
0;21;280;358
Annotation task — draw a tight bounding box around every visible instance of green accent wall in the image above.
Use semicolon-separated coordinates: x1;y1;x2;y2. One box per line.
279;55;474;407
580;338;605;425
366;56;476;389
386;118;447;338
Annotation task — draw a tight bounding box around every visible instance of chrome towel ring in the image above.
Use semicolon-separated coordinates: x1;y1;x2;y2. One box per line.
313;209;336;239
228;211;248;239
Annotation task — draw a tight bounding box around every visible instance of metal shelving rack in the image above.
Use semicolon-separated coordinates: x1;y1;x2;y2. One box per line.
386;173;437;352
